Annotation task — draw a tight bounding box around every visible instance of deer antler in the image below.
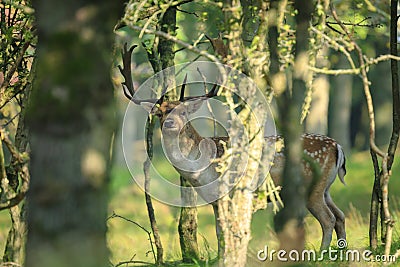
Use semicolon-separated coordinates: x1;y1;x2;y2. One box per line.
182;82;219;101
182;68;220;101
118;43;160;104
179;74;188;101
119;44;219;105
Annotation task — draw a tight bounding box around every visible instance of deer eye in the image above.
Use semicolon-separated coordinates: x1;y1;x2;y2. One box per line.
181;111;186;116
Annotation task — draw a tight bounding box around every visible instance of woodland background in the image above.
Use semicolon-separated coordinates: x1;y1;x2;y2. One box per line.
0;0;400;266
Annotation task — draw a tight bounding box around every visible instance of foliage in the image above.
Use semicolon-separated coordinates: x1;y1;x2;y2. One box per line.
0;0;35;264
0;0;35;112
114;0;400;265
106;152;400;265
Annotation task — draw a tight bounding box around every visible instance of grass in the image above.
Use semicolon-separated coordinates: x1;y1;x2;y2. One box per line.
108;150;400;266
0;150;398;266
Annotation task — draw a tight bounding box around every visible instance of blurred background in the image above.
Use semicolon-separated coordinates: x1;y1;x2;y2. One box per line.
1;0;399;265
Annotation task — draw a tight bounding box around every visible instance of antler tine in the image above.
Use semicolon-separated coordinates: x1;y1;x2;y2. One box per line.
118;43;158;104
118;43;137;99
179;74;188;102
206;82;219;97
157;84;168;104
183;82;220;101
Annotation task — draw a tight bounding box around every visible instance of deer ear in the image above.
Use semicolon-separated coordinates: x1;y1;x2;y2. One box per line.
140;102;157;114
185;99;204;114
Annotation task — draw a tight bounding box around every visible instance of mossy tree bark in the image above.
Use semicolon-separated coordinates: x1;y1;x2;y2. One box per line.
216;1;265;266
178;177;199;262
0;1;35;264
134;3;199;262
158;6;200;263
25;1;123;266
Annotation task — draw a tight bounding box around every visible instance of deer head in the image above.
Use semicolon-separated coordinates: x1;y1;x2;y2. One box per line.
119;44;220;174
118;44;219;135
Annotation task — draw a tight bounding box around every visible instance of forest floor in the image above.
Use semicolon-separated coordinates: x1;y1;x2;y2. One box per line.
0;150;398;266
107;150;400;266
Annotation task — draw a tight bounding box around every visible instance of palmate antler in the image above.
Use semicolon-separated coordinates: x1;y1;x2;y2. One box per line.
119;43;220;104
118;43;162;104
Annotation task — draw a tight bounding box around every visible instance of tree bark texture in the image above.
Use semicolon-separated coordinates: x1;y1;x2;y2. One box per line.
3;83;31;264
178;177;199;263
215;1;267;266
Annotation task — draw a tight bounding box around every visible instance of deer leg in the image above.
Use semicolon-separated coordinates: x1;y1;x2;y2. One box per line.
325;191;346;241
212;203;223;259
307;197;336;251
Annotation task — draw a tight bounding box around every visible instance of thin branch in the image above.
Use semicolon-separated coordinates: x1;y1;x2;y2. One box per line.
309;66;358;75
114;260;155;267
1;130;28;164
197;67;217;136
330;4;385;157
1;112;21;127
176;7;199;17
123;23;221;64
310;26;356;69
143;117;163;264
387;0;400;170
0;88;25;111
123;0;193;22
138;9;162;39
326;17;383;29
107;212;156;264
0;193;27;211
0;40;30;105
175;51;209;77
309;54;400;75
107;212;151;235
0;130;29;211
0;262;22;267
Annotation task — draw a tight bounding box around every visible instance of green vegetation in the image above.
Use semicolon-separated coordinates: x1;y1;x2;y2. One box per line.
0;144;397;265
106;151;400;265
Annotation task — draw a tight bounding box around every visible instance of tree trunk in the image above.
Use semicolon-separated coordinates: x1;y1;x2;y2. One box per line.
306;73;329;134
3;61;32;264
25;1;122;266
329;53;352;152
306;47;330;135
178;177;199;263
274;0;313;255
216;1;264;266
157;6;200;262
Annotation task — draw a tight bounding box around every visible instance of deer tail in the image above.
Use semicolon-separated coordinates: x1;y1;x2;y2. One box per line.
336;144;347;185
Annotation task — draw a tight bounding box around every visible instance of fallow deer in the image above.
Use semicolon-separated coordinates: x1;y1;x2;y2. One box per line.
119;45;347;254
